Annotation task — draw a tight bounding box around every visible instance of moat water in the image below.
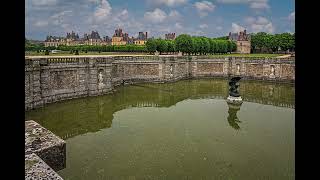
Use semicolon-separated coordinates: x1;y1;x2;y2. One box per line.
25;79;295;180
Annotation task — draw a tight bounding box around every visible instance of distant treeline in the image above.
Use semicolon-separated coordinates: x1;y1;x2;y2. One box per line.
146;35;236;55
250;32;295;53
25;43;148;53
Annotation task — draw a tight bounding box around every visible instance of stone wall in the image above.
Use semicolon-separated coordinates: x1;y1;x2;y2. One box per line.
25;56;295;110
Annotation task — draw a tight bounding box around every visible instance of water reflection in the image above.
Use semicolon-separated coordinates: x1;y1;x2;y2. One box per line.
25;79;294;139
226;102;242;130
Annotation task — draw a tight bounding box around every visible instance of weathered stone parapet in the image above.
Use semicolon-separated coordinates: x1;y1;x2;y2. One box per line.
25;55;295;110
25;153;63;180
25;120;66;171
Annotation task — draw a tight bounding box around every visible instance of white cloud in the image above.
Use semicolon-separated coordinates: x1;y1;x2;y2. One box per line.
175;22;183;29
217;0;269;10
244;16;274;33
168;10;181;20
94;0;112;21
118;9;129;20
250;1;269;9
194;1;216;17
288;11;295;21
244;16;255;24
49;11;73;26
148;0;188;7
31;0;57;6
231;23;245;33
144;8;168;23
34;20;49;27
50;10;72;19
199;24;208;29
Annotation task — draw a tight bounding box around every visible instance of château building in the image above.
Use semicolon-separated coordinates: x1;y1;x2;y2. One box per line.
165;33;176;40
84;31;102;45
134;32;147;45
44;36;66;47
44;29;148;47
228;30;251;54
111;28;127;45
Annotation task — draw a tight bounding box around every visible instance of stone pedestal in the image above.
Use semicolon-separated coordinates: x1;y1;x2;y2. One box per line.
226;95;243;105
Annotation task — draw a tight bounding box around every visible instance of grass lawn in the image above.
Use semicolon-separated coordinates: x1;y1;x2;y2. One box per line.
206;53;284;58
25;51;151;56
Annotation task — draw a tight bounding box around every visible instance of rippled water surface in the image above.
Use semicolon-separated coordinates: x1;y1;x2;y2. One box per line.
25;79;295;180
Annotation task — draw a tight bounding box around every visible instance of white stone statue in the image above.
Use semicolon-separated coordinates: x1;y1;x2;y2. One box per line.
98;72;103;83
98;71;105;89
236;64;240;74
270;65;275;76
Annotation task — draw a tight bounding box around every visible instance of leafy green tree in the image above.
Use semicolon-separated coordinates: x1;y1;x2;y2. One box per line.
201;37;210;55
278;33;295;52
146;39;157;54
166;40;175;54
175;34;193;55
268;34;280;52
156;39;168;54
192;37;202;55
251;32;269;53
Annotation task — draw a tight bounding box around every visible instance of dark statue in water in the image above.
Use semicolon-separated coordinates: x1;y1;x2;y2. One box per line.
229;77;241;97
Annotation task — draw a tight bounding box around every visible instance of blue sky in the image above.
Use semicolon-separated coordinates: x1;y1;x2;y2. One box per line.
25;0;295;40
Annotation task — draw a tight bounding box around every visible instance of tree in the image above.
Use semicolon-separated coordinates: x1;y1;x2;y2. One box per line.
146;39;157;54
166;40;175;54
251;32;269;53
278;33;295;52
175;34;193;55
156;39;168;54
209;39;216;54
268;34;280;53
192;37;202;55
201;37;210;55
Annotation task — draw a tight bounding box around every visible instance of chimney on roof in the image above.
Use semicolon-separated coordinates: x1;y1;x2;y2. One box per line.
146;32;148;40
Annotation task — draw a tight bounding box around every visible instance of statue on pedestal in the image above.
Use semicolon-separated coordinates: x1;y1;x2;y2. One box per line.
229;77;241;97
226;76;243;104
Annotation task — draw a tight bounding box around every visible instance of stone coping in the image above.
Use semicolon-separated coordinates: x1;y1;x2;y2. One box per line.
25;153;63;180
25;120;66;171
25;55;295;60
25;54;154;58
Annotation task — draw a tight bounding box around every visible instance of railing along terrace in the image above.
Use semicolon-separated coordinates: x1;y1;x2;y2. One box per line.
46;57;81;64
95;57;113;64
